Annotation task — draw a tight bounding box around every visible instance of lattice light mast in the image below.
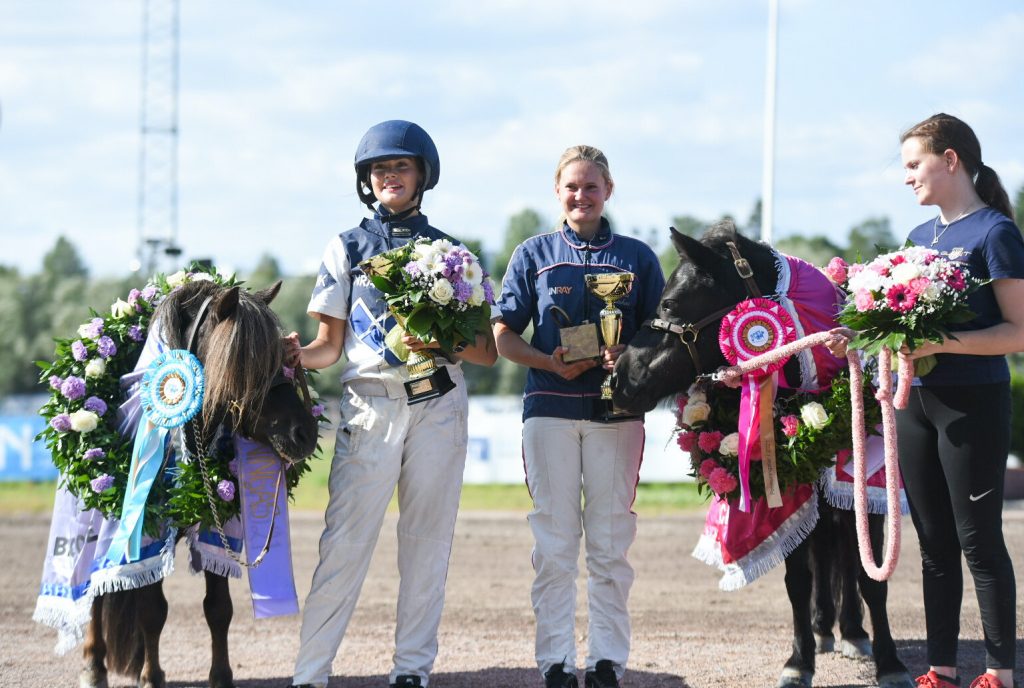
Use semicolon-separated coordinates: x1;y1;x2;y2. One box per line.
132;0;182;275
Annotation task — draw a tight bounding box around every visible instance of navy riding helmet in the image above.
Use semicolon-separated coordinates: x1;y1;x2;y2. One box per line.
354;120;440;212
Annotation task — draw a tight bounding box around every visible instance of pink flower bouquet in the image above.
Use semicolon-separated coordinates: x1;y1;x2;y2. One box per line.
835;246;982;369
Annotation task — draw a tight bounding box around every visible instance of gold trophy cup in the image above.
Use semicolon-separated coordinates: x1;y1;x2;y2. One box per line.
584;272;636;422
359;256;456;405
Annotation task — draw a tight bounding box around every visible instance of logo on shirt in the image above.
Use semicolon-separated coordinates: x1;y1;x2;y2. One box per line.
549;286;573;296
947;247;969;261
311;263;338;300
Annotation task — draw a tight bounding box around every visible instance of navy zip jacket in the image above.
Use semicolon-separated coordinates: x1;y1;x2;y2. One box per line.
497;219;665;421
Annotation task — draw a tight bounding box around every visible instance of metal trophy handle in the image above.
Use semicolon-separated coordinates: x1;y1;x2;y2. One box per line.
584;272;635;413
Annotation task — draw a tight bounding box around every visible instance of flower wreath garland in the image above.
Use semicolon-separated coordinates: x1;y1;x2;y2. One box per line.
675;368;882;503
36;265;327;534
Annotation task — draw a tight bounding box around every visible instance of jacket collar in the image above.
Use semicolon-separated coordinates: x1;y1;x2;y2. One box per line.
560;217;613;250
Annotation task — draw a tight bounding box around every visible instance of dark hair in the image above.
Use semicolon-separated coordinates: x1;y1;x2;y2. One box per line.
900;113;1013;218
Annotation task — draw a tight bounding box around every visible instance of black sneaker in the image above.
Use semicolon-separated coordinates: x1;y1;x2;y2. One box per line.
545;663;579;688
584;660;620;688
390;676;423;688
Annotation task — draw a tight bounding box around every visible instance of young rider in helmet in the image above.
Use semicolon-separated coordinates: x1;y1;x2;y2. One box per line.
284;120;497;688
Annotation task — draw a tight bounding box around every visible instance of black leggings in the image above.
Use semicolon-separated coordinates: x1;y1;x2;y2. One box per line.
896;382;1017;670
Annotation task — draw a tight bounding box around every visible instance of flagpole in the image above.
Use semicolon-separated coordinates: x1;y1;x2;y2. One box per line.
761;0;779;245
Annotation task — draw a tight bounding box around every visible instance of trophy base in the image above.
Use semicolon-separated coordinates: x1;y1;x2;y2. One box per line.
404;366;456;405
592;399;642;423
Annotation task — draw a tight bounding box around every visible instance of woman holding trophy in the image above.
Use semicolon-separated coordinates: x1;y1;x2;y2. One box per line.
284;120;496;688
493;145;665;688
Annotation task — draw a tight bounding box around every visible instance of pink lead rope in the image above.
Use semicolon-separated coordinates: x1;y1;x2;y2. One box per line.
715;330;907;581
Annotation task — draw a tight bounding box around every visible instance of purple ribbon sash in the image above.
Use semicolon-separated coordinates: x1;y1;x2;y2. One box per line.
233;436;299;618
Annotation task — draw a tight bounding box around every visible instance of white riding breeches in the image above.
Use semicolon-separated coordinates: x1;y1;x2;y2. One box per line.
292;373;468;688
522;415;644;680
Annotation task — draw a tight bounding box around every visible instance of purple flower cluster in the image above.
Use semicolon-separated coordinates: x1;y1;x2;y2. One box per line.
71;340;89;361
141;285;158;301
128;325;145;342
61;376;86;401
453;281;474;303
83;448;106;461
96;336;117;358
50;414;72;432
90;474;114;493
83;318;104;339
83;396;108;415
216;479;236;502
48;375;63;390
311;403;325;418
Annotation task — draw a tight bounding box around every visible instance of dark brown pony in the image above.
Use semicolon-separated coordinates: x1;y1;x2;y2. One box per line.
80;280;319;688
612;222;913;688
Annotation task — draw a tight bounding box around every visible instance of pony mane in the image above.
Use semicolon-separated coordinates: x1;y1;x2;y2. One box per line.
155;280;284;434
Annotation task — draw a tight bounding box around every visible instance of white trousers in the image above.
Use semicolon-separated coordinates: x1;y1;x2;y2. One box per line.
522;416;645;679
292;373;468;688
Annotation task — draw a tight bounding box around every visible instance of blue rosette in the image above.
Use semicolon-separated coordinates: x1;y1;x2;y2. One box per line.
106;349;206;565
141;349;205;428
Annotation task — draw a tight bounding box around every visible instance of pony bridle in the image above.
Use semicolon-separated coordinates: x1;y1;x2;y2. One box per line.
645;241;762;378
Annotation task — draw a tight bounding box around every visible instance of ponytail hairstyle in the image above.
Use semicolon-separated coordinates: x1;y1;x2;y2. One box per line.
900;113;1013;219
553;145;614;227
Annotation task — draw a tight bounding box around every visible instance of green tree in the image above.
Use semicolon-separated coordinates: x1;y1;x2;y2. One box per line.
43;236;88;280
247;253;282;288
660;214;708;276
493;209;546;285
774;235;843;268
844;216;896;263
1014;183;1024;231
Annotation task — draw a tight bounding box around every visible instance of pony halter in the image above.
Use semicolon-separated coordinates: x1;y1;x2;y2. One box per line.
645;241;762;377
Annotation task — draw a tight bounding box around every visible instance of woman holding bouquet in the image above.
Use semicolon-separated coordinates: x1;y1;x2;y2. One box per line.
284;120;496;688
893;114;1023;688
493;145;664;688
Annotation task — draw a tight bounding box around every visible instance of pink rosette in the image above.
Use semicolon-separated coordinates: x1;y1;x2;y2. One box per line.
718;297;797;376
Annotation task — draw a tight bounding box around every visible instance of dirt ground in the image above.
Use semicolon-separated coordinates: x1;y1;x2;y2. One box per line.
2;506;1023;688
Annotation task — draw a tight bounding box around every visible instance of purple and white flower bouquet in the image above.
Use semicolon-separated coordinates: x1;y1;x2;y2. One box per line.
360;238;496;358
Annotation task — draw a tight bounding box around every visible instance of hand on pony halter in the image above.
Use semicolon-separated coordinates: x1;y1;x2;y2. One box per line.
712;365;744;388
824;327;857;358
283;332;302;367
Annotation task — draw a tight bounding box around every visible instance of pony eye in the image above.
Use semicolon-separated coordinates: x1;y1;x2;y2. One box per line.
660;298;677;311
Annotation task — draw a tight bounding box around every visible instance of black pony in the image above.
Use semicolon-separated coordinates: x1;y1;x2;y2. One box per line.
80;280;319;688
612;222;913;688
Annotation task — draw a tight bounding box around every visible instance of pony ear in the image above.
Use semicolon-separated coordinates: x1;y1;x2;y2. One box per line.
254;281;282;305
670;227;721;270
213;286;241;321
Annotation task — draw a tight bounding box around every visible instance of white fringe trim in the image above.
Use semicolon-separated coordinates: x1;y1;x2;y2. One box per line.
184;525;242;580
691;493;820;591
820;471;909;515
35;528;177;655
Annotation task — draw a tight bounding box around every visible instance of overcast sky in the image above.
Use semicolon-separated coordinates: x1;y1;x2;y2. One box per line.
2;1;1023;278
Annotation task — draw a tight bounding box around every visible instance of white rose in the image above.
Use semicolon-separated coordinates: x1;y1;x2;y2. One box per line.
428;279;454;305
686;386;707;404
190;272;215;282
85;358;106;378
920;282;943;302
167;270;188;287
77;323;93;338
719;433;740;456
111;298;133;318
800;401;829;430
681;401;711;426
69;410;100;433
469;284;485;307
890;262;921;285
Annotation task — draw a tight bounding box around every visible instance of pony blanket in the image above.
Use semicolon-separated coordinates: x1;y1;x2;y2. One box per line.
33;332;243;654
693;254;904;589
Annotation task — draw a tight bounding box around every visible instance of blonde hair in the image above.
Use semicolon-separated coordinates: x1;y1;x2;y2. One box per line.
554;145;614;227
554;144;614;188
